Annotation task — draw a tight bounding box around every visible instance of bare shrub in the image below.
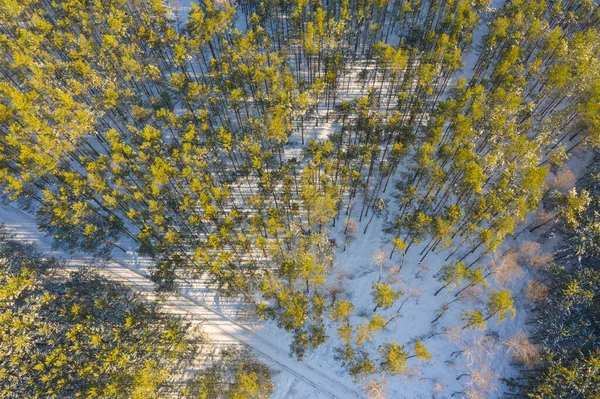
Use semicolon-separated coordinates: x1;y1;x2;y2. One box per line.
529;253;554;269
458;286;484;304
464;389;486;399
373;248;387;274
328;271;347;303
518;241;541;261
344;218;358;251
552;169;576;191
433;380;447;393
408;287;423;300
467;365;498;394
444;327;465;344
503;332;541;366
525;279;549;302
387;265;402;284
518;241;553;269
492;252;524;286
362;378;388;399
464;336;499;366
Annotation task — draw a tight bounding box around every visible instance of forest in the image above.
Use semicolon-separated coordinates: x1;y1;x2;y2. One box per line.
0;228;274;398
0;0;599;397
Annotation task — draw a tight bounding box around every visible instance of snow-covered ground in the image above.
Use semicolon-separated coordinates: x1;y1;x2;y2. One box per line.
302;213;527;398
4;0;580;397
0;192;548;399
0;203;360;399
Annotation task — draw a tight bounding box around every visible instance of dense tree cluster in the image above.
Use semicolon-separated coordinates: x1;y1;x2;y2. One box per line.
187;347;274;399
505;154;600;398
0;0;599;385
0;227;273;398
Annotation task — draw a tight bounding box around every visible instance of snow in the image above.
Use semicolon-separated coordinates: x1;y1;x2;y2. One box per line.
3;0;584;397
306;217;517;397
0;172;537;399
0;202;359;399
262;1;549;396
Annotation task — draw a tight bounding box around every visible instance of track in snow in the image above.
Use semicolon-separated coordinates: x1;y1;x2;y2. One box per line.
0;203;361;399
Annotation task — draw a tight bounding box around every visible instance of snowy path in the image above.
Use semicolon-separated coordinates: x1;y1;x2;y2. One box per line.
0;203;361;399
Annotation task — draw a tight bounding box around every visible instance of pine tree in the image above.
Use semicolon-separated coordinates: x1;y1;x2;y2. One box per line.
379;342;408;375
372;281;402;312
